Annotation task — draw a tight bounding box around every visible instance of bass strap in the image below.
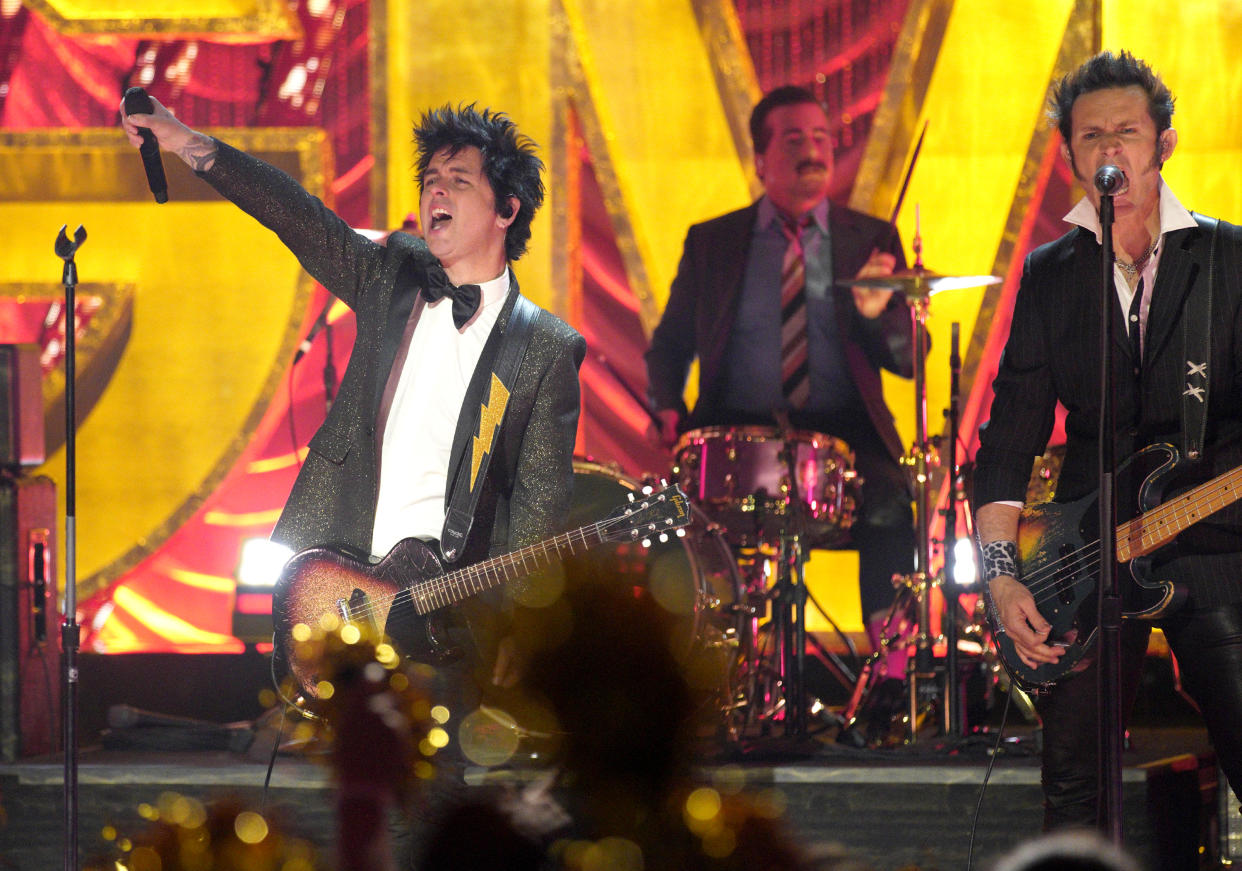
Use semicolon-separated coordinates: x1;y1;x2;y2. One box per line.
1181;214;1219;460
439;292;540;563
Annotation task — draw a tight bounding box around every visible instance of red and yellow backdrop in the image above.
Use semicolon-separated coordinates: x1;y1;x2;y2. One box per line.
1;0;1239;652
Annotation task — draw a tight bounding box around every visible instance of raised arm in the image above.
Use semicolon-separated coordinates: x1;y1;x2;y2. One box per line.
119;94;217;172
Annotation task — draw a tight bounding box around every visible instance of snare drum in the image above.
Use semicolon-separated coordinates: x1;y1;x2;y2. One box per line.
566;459;741;667
673;426;857;548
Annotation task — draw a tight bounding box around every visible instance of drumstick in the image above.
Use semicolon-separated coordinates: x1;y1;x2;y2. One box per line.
889;119;928;226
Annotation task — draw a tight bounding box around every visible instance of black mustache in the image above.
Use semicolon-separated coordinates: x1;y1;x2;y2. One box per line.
797;160;829;173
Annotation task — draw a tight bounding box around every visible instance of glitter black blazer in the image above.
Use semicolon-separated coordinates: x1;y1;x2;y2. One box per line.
198;140;585;570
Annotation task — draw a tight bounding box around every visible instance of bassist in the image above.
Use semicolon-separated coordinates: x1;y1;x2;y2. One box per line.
974;51;1242;831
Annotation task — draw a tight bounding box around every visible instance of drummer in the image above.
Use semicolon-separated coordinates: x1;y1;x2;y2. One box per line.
644;84;924;683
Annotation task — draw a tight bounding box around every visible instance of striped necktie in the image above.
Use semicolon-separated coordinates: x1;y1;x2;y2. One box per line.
780;215;812;408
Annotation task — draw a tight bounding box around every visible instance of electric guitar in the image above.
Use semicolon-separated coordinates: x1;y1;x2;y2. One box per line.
992;443;1242;689
274;484;691;694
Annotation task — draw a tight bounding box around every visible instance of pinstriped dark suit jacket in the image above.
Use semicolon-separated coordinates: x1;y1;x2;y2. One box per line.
974;213;1242;607
199;141;585;571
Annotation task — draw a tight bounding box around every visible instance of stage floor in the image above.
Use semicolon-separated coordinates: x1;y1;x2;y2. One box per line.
0;725;1224;871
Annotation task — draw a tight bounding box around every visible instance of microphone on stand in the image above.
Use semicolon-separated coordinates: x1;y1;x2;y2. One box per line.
122;87;169;204
1094;164;1127;195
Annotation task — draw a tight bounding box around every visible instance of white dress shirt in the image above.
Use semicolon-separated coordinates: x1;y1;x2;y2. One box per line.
370;268;511;558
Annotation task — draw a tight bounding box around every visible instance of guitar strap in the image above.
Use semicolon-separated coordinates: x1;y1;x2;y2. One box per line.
1181;214;1219;460
439;291;540;563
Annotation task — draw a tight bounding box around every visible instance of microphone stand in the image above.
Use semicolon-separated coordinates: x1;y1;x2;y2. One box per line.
943;323;962;736
54;224;86;871
293;300;337;413
1095;187;1124;842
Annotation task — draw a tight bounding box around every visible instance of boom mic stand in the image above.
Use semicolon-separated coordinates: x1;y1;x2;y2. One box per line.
54;223;86;871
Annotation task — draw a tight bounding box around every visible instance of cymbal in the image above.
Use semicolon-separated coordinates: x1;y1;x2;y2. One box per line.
837;269;1002;297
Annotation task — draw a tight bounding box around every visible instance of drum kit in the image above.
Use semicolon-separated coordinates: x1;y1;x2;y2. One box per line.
577;253;1005;749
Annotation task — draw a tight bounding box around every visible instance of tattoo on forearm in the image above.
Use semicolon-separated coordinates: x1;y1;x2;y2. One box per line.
180;134;217;172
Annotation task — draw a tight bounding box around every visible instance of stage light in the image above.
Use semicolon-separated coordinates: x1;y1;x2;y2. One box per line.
951;538;978;586
236;538;292;588
232;538;292;645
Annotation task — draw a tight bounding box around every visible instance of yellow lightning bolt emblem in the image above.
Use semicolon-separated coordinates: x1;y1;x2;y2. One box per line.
471;374;510;491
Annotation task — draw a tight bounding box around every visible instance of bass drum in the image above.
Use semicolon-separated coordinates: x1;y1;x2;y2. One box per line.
566;459;742;675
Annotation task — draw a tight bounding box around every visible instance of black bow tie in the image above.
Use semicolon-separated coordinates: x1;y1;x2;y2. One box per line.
420;268;482;329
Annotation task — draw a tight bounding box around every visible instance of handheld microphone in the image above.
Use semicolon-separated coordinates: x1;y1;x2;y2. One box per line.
122;87;169;204
1093;164;1126;196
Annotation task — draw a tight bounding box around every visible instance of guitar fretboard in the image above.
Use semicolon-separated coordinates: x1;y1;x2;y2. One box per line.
1118;464;1242;561
406;523;611;614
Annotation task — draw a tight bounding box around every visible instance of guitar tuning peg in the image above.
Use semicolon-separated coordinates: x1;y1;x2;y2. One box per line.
627;492;636;502
641;538;652;548
658;532;669;543
641;484;654;496
676;528;686;538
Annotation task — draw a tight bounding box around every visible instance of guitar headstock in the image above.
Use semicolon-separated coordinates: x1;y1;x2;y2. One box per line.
602;483;692;545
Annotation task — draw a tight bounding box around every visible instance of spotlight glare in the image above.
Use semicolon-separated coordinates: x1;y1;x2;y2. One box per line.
952;538;979;586
236;538;294;588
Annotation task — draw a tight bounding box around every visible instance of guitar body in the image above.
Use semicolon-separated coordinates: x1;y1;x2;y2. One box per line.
271;484;693;696
273;537;456;694
996;444;1191;690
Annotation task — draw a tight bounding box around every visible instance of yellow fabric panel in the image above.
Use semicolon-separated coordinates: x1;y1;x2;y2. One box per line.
25;0;300;36
384;0;555;310
1105;1;1242;221
804;550;862;633
15;202;306;584
0;130;319;590
381;0;750;321
881;0;1076;453
562;0;751;328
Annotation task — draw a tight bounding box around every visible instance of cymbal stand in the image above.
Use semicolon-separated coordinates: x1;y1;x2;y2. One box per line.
905;234;945;743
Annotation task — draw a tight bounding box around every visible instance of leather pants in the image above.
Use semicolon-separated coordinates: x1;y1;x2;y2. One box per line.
1038;603;1242;830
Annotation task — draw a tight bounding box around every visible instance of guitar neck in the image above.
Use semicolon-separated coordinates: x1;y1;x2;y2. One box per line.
1118;463;1242;561
409;522;610;615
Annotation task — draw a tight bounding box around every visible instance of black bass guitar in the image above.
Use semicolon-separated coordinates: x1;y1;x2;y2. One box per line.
274;484;691;694
993;443;1242;689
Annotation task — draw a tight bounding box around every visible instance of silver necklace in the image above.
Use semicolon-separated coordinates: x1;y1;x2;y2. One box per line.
1117;238;1158;278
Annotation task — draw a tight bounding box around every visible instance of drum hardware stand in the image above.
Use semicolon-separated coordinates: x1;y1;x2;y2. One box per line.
721;556;783;736
837;221;1002;744
722;548;852;740
838;582;917;742
904;232;942;743
769;429;825;739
